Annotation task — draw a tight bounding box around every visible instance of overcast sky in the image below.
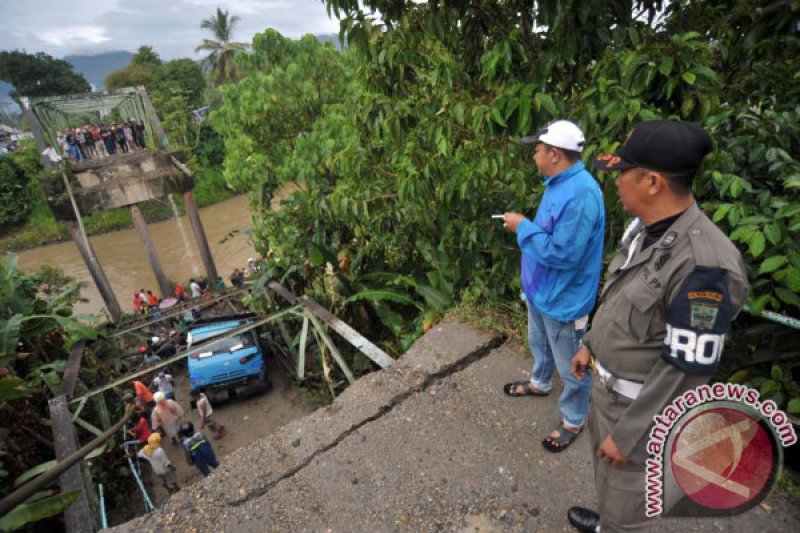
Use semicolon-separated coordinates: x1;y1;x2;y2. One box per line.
0;0;342;59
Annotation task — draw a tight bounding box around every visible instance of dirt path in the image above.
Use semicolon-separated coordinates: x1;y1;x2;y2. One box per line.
135;357;316;507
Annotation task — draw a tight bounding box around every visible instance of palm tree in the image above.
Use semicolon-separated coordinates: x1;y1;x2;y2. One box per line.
195;8;248;86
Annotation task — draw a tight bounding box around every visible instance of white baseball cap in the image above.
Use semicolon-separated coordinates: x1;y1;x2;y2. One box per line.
520;120;586;152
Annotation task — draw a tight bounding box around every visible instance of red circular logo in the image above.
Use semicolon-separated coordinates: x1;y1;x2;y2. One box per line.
670;407;775;510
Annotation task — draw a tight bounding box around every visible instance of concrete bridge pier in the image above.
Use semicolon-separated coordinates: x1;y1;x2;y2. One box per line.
130;204;173;298
183;190;219;284
66;221;122;322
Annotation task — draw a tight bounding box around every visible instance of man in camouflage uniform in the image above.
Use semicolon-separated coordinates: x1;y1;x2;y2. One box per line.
567;120;750;532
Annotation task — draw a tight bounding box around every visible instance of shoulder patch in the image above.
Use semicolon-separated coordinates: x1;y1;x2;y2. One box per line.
661;266;733;375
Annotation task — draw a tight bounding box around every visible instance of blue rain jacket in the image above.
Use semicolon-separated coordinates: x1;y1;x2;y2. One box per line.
517;161;605;321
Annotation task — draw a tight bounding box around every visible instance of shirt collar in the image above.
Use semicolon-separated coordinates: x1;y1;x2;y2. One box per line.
543;160;585;186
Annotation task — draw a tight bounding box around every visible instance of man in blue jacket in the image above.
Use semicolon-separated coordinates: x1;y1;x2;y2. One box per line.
502;120;605;452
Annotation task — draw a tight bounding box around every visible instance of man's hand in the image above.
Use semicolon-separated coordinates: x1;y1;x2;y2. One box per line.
503;212;525;233
597;435;629;468
571;345;592;380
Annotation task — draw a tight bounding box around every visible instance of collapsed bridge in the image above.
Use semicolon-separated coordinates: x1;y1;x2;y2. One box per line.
22;87;218;322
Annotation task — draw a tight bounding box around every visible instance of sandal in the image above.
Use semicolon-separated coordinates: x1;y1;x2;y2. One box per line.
542;425;581;453
503;381;550;397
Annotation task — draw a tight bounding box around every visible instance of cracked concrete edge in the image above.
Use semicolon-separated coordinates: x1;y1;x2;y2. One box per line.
109;317;504;531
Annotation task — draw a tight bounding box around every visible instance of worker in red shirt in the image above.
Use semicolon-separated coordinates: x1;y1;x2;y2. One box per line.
146;290;159;311
122;412;153;454
133;380;154;405
175;283;186;302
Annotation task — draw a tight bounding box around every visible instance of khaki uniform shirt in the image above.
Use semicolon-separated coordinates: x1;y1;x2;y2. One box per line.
583;202;749;458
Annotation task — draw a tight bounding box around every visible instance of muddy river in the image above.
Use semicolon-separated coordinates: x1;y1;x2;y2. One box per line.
17;195;257;317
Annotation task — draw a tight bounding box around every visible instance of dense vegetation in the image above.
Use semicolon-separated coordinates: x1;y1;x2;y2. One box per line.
213;1;799;405
0;157;34;230
0;258;99;529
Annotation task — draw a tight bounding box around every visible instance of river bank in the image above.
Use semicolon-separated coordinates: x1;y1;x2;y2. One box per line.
0;167;234;253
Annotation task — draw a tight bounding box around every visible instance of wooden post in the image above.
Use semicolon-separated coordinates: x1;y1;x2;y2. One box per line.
183;190;219;283
66;220;122;322
130;203;173;297
48;395;94;533
137;86;169;150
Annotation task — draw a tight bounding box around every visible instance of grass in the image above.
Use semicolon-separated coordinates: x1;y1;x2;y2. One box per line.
0;167;234;253
450;296;528;345
778;472;800;502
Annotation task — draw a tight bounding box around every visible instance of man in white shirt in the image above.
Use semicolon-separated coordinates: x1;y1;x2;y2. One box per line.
42;144;62;163
152;371;175;400
189;278;202;299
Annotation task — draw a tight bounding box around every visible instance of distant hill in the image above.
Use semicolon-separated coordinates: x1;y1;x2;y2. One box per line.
315;33;344;50
64;51;134;91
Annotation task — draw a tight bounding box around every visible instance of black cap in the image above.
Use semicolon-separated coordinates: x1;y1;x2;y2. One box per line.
180;421;195;437
593;120;713;174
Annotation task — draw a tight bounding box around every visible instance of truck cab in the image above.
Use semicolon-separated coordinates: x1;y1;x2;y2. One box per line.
186;314;270;402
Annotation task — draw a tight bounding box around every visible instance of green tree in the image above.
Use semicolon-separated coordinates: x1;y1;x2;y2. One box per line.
129;45;162;68
0;157;34;230
104;46;162;91
195;7;249;86
0;51;90;101
215;1;800;363
152;58;206;109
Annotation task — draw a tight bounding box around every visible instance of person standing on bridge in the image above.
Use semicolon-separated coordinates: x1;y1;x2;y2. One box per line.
135;120;147;149
566;121;749;532
501;120;605;453
116;123;128;153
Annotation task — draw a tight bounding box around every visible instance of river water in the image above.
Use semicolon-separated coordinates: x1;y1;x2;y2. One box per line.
17;195;257;318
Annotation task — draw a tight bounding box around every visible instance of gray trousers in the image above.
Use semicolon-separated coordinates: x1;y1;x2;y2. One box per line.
588;380;654;532
205;415;221;433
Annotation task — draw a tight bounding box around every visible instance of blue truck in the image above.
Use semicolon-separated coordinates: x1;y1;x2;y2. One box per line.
186;313;270;402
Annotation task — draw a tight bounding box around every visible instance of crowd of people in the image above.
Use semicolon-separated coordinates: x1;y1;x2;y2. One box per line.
123;379;225;492
49;120;148;162
131;277;214;316
119;259;263;495
130;259;263;316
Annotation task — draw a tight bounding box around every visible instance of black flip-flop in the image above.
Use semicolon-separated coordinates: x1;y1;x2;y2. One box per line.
503;381;550;397
542;425;581;453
